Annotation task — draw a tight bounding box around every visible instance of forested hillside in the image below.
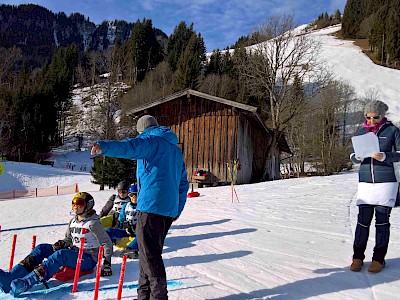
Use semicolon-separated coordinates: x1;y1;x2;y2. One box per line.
0;3;380;182
0;4;167;69
342;0;400;66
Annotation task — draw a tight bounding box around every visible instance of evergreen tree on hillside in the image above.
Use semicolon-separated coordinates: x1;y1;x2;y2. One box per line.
385;0;400;63
206;49;223;75
125;18;164;83
3;45;78;161
172;32;206;91
342;0;364;38
166;22;195;71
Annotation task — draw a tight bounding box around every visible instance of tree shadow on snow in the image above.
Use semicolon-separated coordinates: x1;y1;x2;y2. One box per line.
171;218;231;230
208;257;400;300
163;227;257;254
165;250;252;268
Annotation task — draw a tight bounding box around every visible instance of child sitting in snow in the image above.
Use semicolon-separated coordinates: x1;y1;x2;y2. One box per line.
0;192;113;297
100;180;131;227
105;185;139;259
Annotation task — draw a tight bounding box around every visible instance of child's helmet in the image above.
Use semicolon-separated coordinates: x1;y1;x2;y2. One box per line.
117;180;130;190
73;192;95;212
128;184;138;193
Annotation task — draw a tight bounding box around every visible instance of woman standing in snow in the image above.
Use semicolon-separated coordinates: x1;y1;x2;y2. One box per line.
350;100;400;273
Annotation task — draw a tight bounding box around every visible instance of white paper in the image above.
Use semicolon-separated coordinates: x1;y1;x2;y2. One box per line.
351;132;380;158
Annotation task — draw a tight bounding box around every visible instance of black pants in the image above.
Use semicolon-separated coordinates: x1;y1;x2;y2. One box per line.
353;204;392;264
136;212;173;300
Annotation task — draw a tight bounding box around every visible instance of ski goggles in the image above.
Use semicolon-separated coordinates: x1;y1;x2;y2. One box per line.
365;115;381;120
118;189;128;194
72;198;86;207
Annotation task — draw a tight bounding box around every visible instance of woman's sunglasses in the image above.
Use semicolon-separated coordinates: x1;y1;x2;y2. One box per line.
365;115;381;120
72;198;86;206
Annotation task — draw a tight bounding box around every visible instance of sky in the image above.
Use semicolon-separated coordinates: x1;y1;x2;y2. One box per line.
0;0;346;51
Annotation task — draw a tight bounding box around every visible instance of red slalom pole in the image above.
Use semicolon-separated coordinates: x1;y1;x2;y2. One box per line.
93;246;104;300
9;234;17;271
72;237;85;293
31;235;37;250
117;255;127;300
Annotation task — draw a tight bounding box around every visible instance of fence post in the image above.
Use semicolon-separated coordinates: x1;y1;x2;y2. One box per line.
75;183;79;193
57;185;59;195
35;188;38;197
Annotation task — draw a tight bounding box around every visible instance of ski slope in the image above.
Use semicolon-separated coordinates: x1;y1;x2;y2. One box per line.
310;25;400;123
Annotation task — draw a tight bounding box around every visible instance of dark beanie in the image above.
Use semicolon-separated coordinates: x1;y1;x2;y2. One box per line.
363;100;388;116
136;115;158;132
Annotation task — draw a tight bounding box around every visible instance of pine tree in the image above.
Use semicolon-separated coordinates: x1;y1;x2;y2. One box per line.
172;32;206;91
125;18;164;83
166;22;195;71
342;0;364;38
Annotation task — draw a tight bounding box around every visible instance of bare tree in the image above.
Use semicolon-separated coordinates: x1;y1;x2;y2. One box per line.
306;80;360;175
235;14;322;179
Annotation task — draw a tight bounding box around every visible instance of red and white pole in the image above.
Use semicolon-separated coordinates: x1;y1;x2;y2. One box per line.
117;255;127;300
72;237;85;293
9;234;17;271
93;246;104;300
31;235;37;250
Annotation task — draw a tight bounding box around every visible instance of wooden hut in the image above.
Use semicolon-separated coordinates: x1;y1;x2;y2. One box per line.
128;89;291;184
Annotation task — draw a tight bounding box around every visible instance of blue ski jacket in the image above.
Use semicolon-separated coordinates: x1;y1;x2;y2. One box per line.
351;121;400;183
97;126;189;218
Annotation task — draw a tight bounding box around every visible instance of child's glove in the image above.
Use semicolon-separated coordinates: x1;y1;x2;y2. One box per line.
125;222;136;237
52;240;66;251
101;260;112;277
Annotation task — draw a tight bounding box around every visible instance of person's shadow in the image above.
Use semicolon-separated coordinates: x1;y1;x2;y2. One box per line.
208;257;400;299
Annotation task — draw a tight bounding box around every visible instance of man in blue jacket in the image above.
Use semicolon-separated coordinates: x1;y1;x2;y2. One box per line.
91;115;188;300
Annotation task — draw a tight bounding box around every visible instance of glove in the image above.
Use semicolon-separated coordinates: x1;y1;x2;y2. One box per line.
52;240;66;251
101;260;112;277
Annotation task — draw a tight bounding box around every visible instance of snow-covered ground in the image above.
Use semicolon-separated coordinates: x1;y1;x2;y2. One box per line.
2;160;400;299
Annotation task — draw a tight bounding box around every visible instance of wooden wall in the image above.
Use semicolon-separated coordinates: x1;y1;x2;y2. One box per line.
142;94;277;183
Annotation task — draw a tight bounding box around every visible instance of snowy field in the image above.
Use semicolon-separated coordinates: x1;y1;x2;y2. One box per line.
2;162;400;299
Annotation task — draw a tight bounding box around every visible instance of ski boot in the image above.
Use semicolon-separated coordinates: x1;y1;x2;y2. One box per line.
10;265;47;297
0;265;28;293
